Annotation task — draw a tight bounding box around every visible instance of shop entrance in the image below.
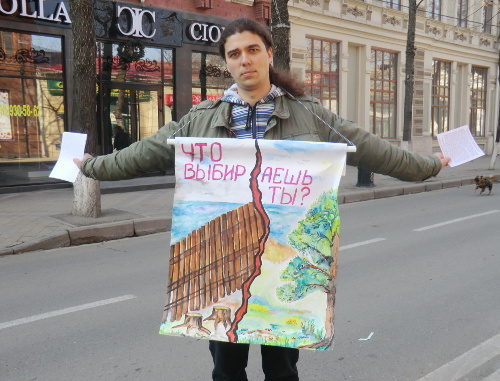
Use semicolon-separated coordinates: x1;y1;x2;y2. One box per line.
101;84;163;153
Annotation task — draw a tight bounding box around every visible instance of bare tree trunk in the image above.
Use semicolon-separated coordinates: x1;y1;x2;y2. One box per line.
489;61;500;170
402;0;423;150
271;0;291;71
73;172;101;216
489;118;499;169
69;0;101;218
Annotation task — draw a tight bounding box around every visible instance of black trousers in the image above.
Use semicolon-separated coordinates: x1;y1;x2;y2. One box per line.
209;340;299;381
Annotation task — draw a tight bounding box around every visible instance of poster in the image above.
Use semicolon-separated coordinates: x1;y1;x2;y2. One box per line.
0;90;12;140
159;137;348;350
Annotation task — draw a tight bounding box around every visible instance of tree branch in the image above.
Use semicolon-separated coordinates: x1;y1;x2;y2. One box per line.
307;283;331;293
298;264;331;278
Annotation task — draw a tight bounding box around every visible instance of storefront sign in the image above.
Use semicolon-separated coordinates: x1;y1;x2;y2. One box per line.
48;79;64;95
187;22;224;43
94;0;183;47
109;89;151;101
0;0;71;24
165;93;221;106
116;5;156;38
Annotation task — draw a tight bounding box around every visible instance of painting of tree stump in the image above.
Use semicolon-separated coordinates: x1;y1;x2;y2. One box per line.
204;306;232;328
172;313;210;336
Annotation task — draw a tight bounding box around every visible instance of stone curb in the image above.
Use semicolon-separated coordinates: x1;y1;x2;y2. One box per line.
374;187;405;199
442;179;465;189
1;217;172;256
403;183;427;195
0;247;14;256
12;231;70;254
134;217;172;236
342;190;374;203
69;221;135;245
425;182;443;191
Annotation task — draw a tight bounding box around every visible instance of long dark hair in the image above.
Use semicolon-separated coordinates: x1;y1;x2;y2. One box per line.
219;18;305;97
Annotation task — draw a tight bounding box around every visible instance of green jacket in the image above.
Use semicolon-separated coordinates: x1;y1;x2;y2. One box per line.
81;95;441;181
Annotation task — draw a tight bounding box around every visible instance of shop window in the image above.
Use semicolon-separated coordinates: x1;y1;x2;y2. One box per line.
305;37;339;114
370;49;397;139
431;60;451;136
99;41;162;84
192;52;233;105
469;66;487;137
0;31;64;181
97;43;173;154
428;0;441;21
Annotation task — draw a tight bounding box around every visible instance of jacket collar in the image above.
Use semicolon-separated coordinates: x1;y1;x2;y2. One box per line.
210;100;232;130
271;94;291;120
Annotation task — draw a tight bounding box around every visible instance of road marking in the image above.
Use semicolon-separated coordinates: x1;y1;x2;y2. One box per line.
417;332;500;381
340;238;386;251
413;210;499;232
0;295;136;330
359;332;374;341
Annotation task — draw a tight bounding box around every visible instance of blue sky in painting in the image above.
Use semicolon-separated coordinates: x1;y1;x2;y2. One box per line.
170;201;307;245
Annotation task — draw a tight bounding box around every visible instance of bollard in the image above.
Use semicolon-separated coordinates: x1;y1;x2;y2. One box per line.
356;167;375;187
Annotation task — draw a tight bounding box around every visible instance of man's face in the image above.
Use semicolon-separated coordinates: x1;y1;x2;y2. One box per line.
224;31;273;93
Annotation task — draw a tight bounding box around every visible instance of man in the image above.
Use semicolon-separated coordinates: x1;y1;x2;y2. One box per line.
75;18;450;381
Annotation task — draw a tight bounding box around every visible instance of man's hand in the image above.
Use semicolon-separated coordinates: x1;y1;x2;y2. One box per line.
435;152;451;169
73;153;93;169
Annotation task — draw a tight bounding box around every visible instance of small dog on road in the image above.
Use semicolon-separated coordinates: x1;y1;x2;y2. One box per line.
473;175;494;195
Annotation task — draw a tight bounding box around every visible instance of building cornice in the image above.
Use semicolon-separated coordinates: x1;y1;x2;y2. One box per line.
289;0;498;56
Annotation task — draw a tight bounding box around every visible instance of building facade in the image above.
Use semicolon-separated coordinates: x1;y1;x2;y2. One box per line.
0;0;270;189
1;0;498;189
289;0;499;154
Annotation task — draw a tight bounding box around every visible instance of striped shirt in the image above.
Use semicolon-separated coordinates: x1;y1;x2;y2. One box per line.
221;85;285;139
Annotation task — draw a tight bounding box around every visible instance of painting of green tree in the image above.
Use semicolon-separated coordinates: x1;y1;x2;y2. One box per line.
276;189;340;349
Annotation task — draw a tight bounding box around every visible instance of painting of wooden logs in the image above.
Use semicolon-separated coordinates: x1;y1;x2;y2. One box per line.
163;202;265;323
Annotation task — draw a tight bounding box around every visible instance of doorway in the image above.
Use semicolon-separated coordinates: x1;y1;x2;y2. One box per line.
101;84;163;154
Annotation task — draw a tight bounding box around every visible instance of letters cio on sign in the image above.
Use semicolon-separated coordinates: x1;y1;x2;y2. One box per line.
187;22;224;43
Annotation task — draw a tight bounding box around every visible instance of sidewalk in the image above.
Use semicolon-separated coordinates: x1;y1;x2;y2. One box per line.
1;155;498;256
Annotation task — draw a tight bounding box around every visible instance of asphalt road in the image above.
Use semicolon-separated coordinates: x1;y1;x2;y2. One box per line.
0;186;498;381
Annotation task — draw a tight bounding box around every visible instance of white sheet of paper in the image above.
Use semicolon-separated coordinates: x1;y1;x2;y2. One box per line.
49;132;87;182
437;125;484;167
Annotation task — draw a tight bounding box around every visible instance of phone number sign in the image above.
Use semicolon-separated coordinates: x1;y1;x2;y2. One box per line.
0;104;41;117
